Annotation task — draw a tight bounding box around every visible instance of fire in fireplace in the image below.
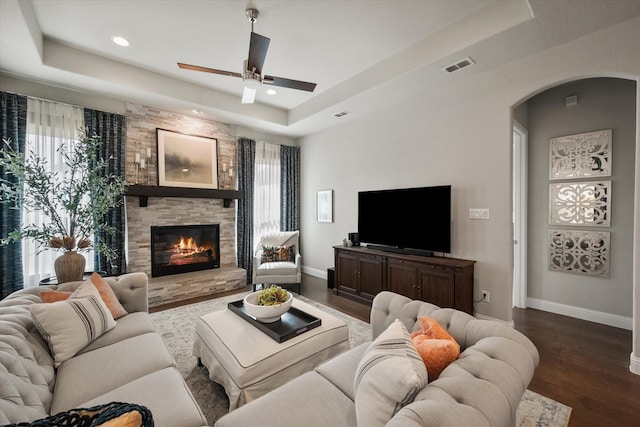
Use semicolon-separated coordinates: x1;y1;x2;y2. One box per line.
151;224;220;277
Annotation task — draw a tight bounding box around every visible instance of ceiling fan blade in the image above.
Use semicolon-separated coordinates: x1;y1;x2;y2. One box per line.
247;32;270;75
177;62;242;78
263;75;317;92
241;86;256;104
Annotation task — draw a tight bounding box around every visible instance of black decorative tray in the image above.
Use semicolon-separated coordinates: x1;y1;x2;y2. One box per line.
228;300;322;343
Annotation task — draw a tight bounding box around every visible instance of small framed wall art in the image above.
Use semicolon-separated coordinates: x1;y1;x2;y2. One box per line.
317;190;333;223
156;128;218;189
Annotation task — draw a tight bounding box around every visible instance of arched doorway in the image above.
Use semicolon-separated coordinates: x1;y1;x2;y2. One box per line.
512;77;639;374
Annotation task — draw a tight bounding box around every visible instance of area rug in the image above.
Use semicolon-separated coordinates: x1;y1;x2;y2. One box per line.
150;292;572;426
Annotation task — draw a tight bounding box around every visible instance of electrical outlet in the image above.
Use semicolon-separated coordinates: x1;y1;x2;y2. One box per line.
481;290;490;303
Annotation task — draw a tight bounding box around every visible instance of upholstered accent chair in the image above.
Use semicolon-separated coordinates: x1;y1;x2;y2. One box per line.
252;230;301;294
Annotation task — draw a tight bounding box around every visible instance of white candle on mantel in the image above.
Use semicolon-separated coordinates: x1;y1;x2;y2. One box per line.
135;153;140;163
140;158;146;169
223;164;227;172
146;148;151;158
229;167;233;177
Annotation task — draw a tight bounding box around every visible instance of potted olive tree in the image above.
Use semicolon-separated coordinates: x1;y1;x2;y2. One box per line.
0;129;127;283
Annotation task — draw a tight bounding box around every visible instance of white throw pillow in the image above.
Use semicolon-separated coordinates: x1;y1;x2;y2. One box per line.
31;294;116;367
354;319;428;427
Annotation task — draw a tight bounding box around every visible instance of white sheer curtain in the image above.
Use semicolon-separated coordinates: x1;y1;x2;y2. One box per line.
253;141;281;250
23;98;93;287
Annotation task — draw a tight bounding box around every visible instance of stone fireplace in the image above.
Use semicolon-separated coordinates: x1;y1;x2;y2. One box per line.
150;224;220;277
124;103;246;308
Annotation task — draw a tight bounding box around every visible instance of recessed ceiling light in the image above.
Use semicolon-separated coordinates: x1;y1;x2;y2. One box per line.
111;36;130;47
266;89;277;95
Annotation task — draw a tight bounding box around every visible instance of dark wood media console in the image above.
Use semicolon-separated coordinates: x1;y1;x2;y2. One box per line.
333;245;475;314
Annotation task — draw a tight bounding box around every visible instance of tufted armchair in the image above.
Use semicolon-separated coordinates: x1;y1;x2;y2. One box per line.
252;230;301;294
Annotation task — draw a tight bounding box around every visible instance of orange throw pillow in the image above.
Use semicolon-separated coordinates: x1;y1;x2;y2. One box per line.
410;316;460;381
40;291;72;303
89;272;128;319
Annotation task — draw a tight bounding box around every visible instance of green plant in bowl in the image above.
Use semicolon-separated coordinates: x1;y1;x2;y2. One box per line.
257;285;289;306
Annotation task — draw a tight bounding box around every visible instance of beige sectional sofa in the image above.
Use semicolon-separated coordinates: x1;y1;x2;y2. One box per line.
215;291;540;427
0;272;207;426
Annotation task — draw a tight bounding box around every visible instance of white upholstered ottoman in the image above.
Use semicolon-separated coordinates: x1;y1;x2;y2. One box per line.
193;297;350;410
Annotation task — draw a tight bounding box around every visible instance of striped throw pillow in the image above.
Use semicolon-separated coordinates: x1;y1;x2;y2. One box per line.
31;295;116;367
354;319;428;427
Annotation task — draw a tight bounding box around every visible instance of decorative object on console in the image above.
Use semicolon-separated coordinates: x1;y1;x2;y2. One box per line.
317;189;333;222
549;180;611;226
0;129;127;283
549;129;611;180
157;128;218;189
548;229;610;277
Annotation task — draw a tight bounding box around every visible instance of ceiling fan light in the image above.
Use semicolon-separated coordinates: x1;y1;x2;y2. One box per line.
242;86;256;104
243;77;261;90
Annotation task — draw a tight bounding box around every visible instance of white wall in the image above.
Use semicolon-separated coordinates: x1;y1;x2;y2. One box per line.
298;16;640;324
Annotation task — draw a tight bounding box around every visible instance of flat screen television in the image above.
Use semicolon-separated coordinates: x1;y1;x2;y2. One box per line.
358;185;451;255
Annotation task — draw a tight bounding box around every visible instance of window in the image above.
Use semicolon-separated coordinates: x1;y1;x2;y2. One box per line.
252;141;281;249
23;98;94;286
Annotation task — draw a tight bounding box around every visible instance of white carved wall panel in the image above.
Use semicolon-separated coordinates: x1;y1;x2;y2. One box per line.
548;230;610;277
549;181;611;226
549;129;611;180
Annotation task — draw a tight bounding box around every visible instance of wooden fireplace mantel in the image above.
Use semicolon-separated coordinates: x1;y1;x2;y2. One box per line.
126;185;243;208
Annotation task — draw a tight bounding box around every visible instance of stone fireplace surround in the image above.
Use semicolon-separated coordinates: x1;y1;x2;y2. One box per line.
124;104;246;307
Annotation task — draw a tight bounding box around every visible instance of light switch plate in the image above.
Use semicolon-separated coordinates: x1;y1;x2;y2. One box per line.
469;208;490;220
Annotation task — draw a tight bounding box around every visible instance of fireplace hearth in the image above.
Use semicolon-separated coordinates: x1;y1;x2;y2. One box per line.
151;224;220;277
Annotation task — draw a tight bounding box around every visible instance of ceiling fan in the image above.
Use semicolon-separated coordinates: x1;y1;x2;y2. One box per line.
178;8;317;104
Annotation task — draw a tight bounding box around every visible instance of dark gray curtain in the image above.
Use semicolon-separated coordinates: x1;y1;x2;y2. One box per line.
237;137;255;283
0;92;27;298
83;108;127;276
280;144;300;232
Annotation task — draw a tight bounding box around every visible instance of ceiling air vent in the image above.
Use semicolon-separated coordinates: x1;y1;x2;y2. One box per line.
443;56;475;74
333;111;350;118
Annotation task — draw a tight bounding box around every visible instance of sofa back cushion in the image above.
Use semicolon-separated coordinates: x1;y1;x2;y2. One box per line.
0;293;55;424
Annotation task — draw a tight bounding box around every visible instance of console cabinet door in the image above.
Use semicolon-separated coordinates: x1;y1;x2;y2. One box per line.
387;260;418;299
336;251;358;294
358;255;385;300
417;267;455;308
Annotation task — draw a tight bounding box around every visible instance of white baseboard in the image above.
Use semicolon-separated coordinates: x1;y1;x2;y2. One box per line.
526;297;632;330
302;265;327;279
630;352;640;375
474;313;515;327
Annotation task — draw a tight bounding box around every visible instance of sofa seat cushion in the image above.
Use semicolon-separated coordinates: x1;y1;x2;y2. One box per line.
256;260;297;276
79;312;155;354
315;341;368;401
51;332;174;413
215;371;357;427
79;367;207;427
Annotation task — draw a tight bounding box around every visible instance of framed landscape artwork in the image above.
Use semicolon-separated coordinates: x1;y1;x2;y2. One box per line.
157;128;218;189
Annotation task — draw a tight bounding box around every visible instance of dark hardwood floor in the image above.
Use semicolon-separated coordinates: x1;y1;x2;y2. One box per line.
154;273;640;426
